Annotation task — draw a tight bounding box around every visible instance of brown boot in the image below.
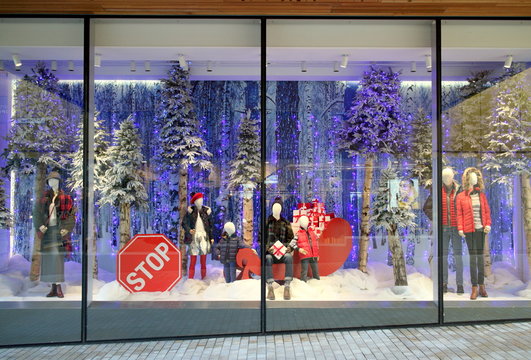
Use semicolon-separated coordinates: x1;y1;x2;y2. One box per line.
479;284;488;298
283;286;291;300
56;284;64;298
46;284;57;297
267;284;275;300
470;286;478;300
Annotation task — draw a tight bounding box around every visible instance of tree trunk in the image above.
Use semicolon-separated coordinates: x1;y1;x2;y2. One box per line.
358;156;374;273
243;185;254;246
521;173;531;279
178;166;188;275
119;203;131;249
483;233;492;278
388;224;408;286
30;162;47;282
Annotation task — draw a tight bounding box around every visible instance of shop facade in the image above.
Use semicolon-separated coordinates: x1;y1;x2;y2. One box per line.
0;16;530;346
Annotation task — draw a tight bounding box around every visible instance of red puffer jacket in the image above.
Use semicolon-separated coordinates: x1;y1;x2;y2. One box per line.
296;228;319;259
456;190;491;233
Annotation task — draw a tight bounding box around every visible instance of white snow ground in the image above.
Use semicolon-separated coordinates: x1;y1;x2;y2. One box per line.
1;254;530;302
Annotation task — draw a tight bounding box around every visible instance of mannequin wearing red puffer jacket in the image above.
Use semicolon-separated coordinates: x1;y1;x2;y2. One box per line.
456;167;491;300
296;215;320;282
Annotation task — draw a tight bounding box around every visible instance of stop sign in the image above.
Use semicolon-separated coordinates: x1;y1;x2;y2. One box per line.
117;234;182;293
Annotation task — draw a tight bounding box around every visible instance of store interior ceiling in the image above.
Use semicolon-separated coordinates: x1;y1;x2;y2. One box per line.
0;18;530;81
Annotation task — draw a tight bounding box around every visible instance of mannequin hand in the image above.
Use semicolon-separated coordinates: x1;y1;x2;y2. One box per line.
317;257;319;261
190;229;196;235
210;239;214;244
458;230;465;238
39;225;47;234
268;248;275;255
60;229;68;237
252;249;258;255
484;226;491;234
286;247;292;254
299;249;308;255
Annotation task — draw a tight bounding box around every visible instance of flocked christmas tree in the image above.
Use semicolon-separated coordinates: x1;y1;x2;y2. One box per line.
409;108;434;189
68;115;111;192
0;177;12;229
228;109;261;245
339;66;406;273
99;115;148;249
2;62;73;280
371;163;416;286
482;72;531;280
68;115;111;277
156;63;212;272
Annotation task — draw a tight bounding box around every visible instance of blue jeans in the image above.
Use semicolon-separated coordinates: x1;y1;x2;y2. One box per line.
265;253;293;284
442;226;463;286
300;257;320;282
223;262;237;283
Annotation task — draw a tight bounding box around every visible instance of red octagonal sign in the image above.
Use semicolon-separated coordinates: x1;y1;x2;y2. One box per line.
117;234;182;293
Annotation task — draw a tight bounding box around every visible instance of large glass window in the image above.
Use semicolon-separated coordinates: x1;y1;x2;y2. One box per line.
0;18;84;345
87;18;262;340
442;20;531;322
265;19;438;331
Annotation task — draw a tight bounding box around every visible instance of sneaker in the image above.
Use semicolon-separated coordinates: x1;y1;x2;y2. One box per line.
457;285;464;294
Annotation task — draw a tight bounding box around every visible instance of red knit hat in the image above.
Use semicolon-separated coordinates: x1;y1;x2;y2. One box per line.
190;192;204;204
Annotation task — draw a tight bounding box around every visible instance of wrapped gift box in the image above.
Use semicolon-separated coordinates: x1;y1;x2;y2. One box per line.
297;203;311;210
271;240;287;260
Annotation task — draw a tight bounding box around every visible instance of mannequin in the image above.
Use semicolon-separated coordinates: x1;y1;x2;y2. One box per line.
182;192;214;279
456;167;491;300
440;167;464;294
265;197;294;300
296;216;320;282
215;222;254;283
33;171;75;298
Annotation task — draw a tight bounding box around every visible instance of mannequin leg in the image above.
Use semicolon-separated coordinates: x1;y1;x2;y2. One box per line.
200;254;207;279
442;226;451;291
188;255;197;279
300;258;309;282
465;233;478;286
451;229;464;288
476;230;485;286
310;258;320;280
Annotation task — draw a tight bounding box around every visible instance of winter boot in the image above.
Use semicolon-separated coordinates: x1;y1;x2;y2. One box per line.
457;285;464;294
56;284;64;298
470;286;478;300
283;286;291;300
442;283;448;293
267;284;275;300
479;284;488;298
46;284;57;298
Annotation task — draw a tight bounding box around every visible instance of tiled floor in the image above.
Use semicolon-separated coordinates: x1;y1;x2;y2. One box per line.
0;322;530;359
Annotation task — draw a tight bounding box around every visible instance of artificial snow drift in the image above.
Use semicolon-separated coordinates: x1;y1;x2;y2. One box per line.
1;255;530;302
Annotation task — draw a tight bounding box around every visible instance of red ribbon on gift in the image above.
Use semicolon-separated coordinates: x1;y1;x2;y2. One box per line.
272;243;285;257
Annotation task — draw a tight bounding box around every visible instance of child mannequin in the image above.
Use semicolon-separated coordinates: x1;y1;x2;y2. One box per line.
296;215;320;282
215;222;254;283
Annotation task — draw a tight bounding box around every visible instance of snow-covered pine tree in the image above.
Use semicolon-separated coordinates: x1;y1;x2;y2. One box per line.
228;109;261;245
156;63;212;273
482;72;531;280
2;62;73;281
409;108;433;189
0;177;12;229
371;163;416;286
68;116;111;192
98;115;148;249
339;66;406;273
68;115;111;278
